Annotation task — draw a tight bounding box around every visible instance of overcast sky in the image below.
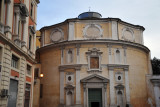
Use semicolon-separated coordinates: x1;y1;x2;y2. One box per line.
37;0;160;58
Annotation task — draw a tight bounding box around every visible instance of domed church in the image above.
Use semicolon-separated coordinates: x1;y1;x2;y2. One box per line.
33;12;160;107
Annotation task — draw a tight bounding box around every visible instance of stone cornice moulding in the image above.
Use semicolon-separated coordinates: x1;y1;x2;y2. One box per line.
59;64;82;72
81;74;109;83
150;76;160;86
37;39;150;53
115;84;125;90
0;32;35;63
108;64;129;71
40;18;145;31
86;47;103;56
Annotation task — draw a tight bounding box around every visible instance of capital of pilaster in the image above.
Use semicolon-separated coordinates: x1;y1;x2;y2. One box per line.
21;41;26;47
150;79;160;86
4;25;11;33
75;66;81;71
124;67;129;71
14;7;20;15
108;66;114;71
61;45;65;50
122;45;127;49
107;43;112;48
75;44;81;48
83;83;86;90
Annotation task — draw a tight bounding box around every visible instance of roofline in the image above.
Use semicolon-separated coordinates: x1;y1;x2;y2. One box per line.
39;17;145;31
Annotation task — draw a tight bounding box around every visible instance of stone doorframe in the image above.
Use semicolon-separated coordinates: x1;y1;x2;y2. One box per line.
81;74;109;107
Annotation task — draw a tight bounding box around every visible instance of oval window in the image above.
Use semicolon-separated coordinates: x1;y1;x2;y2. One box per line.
118;76;121;80
68;76;72;81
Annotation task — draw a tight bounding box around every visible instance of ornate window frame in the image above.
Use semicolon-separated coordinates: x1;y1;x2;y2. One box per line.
86;48;103;72
83;24;103;39
66;72;74;85
115;72;123;83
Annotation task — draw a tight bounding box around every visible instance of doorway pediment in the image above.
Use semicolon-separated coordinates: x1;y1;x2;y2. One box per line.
81;74;109;83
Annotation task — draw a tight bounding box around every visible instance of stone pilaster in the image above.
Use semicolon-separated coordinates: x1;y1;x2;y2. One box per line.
17;57;26;107
123;46;127;64
107;44;112;64
60;71;65;104
124;68;131;105
4;0;12;39
151;78;160;107
76;44;80;64
14;7;20;36
83;83;87;107
109;68;116;107
61;46;65;65
5;0;11;27
104;83;107;107
75;68;81;106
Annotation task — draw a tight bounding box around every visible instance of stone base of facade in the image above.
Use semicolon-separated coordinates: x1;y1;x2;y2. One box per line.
74;104;82;107
110;104;116;107
109;104;132;107
58;104;82;107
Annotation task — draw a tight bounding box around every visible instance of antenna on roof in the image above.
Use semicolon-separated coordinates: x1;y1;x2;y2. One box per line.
89;7;91;12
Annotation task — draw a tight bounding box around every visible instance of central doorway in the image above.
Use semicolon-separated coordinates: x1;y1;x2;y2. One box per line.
88;88;102;107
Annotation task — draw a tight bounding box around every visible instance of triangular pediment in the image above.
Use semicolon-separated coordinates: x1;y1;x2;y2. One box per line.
81;74;109;83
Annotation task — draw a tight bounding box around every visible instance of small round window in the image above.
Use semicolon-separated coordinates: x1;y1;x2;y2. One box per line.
68;76;72;81
118;76;121;80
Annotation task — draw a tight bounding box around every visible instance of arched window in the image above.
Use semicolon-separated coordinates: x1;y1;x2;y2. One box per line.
116;50;120;64
67;49;73;63
66;91;72;106
117;91;123;107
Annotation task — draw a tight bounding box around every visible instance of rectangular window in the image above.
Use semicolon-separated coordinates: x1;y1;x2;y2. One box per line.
90;57;99;69
34;68;39;78
30;3;33;17
29;35;32;50
24;83;31;107
11;55;19;69
27;64;31;75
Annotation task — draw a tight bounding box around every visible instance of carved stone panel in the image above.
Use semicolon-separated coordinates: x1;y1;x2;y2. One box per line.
122;28;134;42
83;24;103;39
50;28;64;42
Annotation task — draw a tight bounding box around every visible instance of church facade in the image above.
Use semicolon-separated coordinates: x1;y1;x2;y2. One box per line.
35;12;159;107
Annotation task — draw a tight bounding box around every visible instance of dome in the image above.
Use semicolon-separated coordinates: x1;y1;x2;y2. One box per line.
78;12;102;19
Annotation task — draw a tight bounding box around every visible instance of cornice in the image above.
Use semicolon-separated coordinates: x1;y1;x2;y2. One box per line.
0;33;35;63
40;17;144;31
59;64;82;71
37;39;150;53
107;64;129;71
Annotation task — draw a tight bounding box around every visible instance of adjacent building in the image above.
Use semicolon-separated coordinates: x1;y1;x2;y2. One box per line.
34;12;160;107
0;0;39;107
